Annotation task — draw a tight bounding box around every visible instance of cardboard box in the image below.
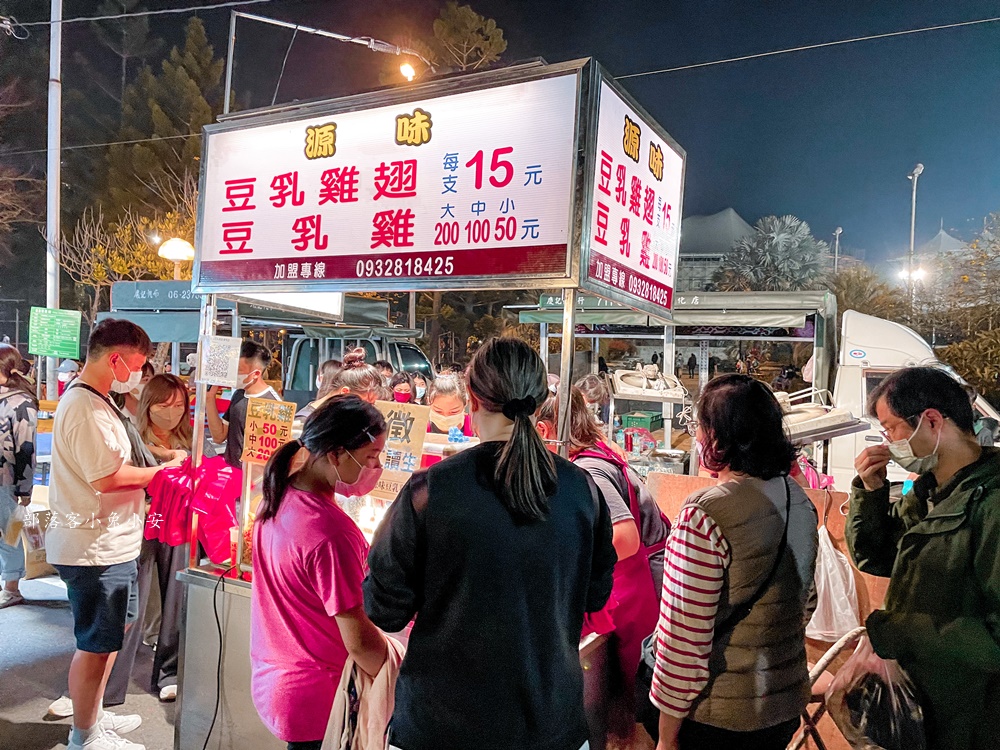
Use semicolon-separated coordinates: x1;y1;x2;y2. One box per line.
623;411;664;431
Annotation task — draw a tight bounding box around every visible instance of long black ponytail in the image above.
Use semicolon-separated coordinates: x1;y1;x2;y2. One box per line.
258;394;386;522
467;337;556;524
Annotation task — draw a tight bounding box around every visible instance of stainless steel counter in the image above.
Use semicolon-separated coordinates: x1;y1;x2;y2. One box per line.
176;566;610;750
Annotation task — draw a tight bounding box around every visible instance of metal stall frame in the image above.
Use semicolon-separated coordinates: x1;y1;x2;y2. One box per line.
179;58;686;750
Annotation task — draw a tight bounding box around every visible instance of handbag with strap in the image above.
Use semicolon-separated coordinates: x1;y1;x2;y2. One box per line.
635;476;792;736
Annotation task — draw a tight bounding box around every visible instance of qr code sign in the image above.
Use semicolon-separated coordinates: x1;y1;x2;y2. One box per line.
198;335;241;387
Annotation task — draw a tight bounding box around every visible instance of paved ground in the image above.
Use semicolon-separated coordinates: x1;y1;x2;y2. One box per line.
0;577;176;750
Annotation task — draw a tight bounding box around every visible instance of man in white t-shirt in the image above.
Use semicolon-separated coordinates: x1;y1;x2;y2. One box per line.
48;319;182;750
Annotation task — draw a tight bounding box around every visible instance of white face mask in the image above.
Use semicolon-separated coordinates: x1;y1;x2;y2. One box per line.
237;371;259;390
429;411;465;432
110;356;143;394
131;383;145;399
888;414;941;474
415;386;426;400
316;376;323;391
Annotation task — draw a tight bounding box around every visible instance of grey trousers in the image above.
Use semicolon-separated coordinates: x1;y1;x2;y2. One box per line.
104;538;187;704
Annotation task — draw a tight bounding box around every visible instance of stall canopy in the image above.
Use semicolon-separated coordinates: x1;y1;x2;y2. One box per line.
514;290;834;329
98;281;392;343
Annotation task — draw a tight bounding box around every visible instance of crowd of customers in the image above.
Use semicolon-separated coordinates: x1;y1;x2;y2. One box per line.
11;318;997;750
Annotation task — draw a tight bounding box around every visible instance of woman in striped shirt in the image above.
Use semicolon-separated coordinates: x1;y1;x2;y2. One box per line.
648;374;818;750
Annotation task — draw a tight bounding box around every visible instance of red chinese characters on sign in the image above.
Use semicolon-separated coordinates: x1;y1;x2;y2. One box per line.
640;230;651;269
615;165;627;207
595;202;609;246
643;187;655;226
371;209;415;248
319;166;360;204
223;178;256;212
221;221;253;255
619;217;631;257
374;160;417;200
271;171;305;208
598;151;613;197
292;214;329;251
629;176;642;218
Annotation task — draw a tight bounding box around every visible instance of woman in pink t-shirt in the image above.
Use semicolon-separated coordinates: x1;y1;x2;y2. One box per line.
251;395;389;750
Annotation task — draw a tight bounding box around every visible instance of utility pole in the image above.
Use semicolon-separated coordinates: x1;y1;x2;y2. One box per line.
833;227;842;273
45;0;62;401
907;163;924;320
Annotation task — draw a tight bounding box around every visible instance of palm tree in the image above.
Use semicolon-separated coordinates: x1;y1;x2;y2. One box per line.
714;215;829;291
831;265;906;328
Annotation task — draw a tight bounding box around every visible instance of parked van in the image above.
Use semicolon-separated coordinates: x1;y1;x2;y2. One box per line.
828;310;1000;489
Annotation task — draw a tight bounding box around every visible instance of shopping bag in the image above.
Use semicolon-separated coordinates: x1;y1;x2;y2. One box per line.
4;502;27;546
806;490;860;641
825;634;926;750
806;525;860;640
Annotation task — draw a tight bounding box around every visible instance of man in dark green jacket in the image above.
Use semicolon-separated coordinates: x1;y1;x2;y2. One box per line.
847;367;1000;750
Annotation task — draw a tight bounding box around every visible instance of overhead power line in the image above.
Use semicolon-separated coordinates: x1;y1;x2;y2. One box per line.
7;0;272;29
617;15;1000;79
3;12;999;158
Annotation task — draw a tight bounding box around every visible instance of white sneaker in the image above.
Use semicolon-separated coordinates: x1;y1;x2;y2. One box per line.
67;727;145;750
0;589;24;608
99;710;142;735
158;684;177;702
47;695;74;718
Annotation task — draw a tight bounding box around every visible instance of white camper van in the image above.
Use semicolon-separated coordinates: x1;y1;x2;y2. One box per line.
828;310;1000;489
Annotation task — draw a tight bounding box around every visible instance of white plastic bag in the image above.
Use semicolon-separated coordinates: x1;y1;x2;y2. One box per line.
825;634;926;750
806;492;859;641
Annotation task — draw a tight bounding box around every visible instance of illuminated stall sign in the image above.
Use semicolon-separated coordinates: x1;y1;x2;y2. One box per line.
242;398;297;465
194;72;580;292
583;79;685;318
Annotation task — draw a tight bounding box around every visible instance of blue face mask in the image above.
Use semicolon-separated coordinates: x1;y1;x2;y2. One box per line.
415;386;426;400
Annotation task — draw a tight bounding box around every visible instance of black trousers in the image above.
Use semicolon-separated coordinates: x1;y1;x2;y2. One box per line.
642;714;799;750
104;539;187;704
287;742;322;750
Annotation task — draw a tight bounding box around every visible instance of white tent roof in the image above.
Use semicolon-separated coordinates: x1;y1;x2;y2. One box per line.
916;228;966;256
679;208;754;257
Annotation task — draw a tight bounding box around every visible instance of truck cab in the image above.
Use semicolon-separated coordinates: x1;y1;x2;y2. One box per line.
829;311;1000;489
284;333;433;407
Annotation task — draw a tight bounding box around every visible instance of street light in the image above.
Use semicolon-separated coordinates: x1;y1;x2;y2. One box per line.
907;163;924;317
400;62;416;81
158;237;195;281
833;227;843;273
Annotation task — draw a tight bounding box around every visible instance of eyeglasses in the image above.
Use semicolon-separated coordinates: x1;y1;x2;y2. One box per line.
872;413;922;442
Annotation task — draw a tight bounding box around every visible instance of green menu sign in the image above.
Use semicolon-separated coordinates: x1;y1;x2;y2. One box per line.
29;307;82;359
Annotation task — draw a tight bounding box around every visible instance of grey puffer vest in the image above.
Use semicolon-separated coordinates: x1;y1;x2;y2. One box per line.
686;476;818;731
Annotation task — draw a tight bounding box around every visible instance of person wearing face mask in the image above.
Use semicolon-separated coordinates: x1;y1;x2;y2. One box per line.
847;367;1000;750
104;373;192;706
410;372;429;405
295;352;380;427
251;395;390;750
113;362;154;423
206;341;279;469
389;371;414;404
426;374;473;436
575;373;611;425
48;319;184;750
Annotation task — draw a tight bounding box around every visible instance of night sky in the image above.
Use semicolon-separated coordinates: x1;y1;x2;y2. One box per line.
35;0;1000;262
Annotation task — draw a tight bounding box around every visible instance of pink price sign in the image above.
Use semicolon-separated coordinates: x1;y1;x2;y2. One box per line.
194;73;580;292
